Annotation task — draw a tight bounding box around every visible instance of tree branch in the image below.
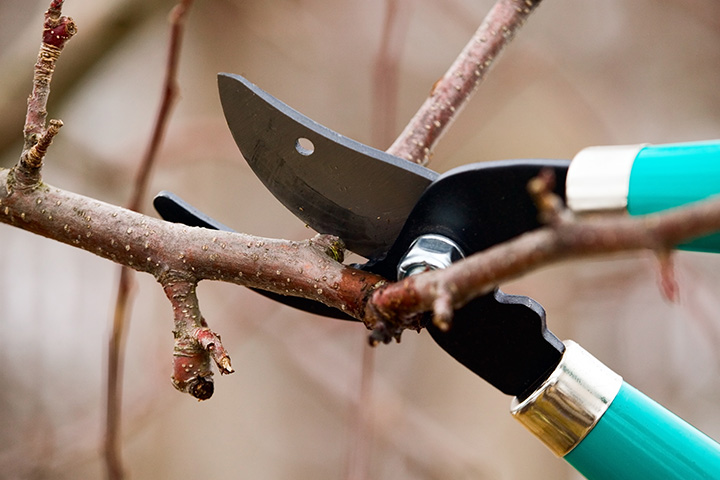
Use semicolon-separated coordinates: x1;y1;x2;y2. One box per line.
371;0;411;150
346;2;412;476
163;278;232;400
366;195;720;338
19;1;76;187
387;0;542;163
0;174;384;319
23;1;76;150
6;0;720;407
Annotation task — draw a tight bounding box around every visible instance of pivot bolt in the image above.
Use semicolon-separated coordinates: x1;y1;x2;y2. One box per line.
397;234;465;279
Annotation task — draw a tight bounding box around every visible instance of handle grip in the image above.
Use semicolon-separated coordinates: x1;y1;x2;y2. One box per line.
512;341;720;480
565;381;720;479
629;141;720;253
567;140;720;253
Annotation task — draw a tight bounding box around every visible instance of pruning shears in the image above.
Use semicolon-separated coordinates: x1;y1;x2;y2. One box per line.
154;74;720;479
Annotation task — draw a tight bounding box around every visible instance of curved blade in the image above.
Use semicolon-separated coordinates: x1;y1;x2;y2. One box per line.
218;73;438;259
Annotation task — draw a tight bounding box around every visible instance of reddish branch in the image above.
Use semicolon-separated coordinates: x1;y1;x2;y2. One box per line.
20;2;75;191
23;1;76;151
105;273;130;480
164;279;233;400
387;0;542;163
0;172;382;311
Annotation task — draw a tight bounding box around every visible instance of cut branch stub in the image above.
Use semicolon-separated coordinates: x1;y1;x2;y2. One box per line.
162;278;233;400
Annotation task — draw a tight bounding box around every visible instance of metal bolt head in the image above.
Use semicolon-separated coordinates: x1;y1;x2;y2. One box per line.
397;234;465;279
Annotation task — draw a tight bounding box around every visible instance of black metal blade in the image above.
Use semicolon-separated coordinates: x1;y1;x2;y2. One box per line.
364;160;571;396
218;73;437;259
153;191;233;231
427;291;564;398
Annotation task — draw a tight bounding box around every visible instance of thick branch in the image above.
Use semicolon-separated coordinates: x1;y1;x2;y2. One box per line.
0;171;385;321
387;0;542;163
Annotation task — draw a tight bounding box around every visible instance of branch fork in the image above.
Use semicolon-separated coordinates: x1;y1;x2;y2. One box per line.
11;0;720;407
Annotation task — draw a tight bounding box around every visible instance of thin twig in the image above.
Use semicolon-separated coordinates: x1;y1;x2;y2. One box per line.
128;0;192;212
23;1;76;151
371;0;411;150
21;119;63;170
17;1;76;189
346;3;412;475
105;1;194;478
104;267;131;480
387;0;543;164
344;342;376;480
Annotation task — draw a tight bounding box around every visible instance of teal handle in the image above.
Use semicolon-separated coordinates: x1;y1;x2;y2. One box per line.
628;140;720;253
565;381;720;479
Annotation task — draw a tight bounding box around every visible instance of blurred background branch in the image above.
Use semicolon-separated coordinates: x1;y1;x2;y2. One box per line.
105;1;193;479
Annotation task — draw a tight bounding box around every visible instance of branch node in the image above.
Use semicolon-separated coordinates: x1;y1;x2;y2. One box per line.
310;234;346;262
527;168;573;225
21;119;63;170
195;327;235;374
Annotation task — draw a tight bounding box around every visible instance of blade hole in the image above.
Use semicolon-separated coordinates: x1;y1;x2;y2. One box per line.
295;137;315;156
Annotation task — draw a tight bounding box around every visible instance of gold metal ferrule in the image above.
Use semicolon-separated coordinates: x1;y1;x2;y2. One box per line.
510;341;623;457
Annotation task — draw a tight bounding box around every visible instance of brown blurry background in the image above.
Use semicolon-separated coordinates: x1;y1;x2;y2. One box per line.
1;1;720;478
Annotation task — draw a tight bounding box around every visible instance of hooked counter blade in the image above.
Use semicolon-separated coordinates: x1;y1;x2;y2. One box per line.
218;73;438;259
